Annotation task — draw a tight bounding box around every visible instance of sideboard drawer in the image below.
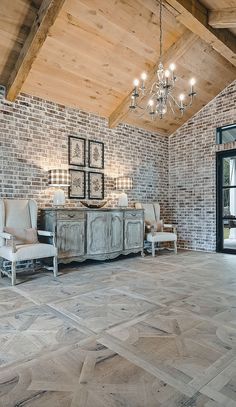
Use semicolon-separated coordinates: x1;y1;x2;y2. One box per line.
57;211;85;221
124;211;143;220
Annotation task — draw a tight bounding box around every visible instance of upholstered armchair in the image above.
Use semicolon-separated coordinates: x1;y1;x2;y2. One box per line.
0;199;57;285
135;202;177;256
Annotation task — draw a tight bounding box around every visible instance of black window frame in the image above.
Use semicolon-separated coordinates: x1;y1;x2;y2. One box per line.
216;123;236;145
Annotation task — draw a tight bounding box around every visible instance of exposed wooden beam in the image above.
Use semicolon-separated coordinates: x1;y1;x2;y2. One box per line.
109;31;198;129
165;0;236;67
209;8;236;29
6;0;66;101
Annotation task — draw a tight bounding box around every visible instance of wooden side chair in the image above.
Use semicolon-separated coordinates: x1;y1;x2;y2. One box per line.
135;202;177;256
0;199;57;285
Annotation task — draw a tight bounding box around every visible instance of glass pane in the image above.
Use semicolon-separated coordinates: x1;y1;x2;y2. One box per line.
223;157;236;187
222;126;236;144
223;188;236;217
223;221;236;250
217;125;236;144
223;182;236;250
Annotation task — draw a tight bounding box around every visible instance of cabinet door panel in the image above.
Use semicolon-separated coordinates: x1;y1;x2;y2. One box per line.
57;221;85;258
110;212;123;252
124;219;143;250
87;212;109;254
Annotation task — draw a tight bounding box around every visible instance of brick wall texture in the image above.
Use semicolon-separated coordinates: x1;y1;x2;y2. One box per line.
0;89;169;219
169;80;236;251
0;80;235;252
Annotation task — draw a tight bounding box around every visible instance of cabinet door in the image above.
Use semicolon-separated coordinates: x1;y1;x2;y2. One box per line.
124;218;143;250
110;212;123;252
57;221;85;258
87;212;109;254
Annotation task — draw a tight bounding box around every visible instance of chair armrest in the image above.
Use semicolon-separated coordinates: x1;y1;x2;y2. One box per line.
37;230;54;237
37;230;56;246
0;232;13;240
0;232;16;252
163;224;177;234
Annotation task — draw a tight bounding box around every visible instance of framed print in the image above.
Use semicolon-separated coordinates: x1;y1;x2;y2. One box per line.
88;172;104;200
69;136;86;166
88;140;104;169
69;169;86;199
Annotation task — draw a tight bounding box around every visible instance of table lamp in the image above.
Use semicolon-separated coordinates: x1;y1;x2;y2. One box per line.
48;169;70;206
116;176;133;207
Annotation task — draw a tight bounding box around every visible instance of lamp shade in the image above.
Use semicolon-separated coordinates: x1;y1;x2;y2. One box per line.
115;176;133;190
48;169;70;186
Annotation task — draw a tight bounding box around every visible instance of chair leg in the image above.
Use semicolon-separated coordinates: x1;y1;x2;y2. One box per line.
152;242;155;257
53;256;58;278
174;240;177;254
11;262;16;286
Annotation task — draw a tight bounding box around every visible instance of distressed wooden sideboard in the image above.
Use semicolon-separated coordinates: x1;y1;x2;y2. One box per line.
41;208;144;264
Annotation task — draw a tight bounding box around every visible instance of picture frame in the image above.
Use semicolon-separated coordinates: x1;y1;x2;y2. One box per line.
88;140;104;169
88;171;104;200
69;136;86;167
69;169;86;199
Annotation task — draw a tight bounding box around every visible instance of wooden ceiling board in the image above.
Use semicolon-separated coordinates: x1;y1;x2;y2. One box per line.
22;0;185;116
0;0;235;135
23;60;124;116
47;14;154;76
70;0;185;52
34;37;135;94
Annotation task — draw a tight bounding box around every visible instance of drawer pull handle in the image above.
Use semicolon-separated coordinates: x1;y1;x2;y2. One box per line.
68;213;75;218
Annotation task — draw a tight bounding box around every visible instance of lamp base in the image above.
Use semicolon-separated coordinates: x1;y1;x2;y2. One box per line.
53;189;65;206
118;192;128;207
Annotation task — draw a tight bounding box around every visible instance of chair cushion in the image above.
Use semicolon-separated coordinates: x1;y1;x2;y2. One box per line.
0;243;57;262
146;232;177;243
146;220;163;232
4;227;38;245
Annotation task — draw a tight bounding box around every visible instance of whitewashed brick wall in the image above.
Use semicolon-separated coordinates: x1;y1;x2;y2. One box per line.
0;89;169;218
1;80;235;252
169;80;236;251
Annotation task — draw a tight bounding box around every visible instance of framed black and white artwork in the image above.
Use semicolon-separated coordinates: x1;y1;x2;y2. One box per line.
88;140;104;169
88;172;104;200
69;136;86;167
69;169;86;199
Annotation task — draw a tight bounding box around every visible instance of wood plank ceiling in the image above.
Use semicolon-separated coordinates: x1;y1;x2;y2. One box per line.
0;0;235;136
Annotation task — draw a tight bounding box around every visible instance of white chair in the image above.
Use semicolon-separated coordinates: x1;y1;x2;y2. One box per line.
0;199;58;285
135;202;177;256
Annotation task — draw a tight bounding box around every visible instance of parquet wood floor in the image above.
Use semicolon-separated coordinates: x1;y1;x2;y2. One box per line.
1;251;236;406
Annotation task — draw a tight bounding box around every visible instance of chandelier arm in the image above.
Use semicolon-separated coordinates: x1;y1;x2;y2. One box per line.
168;96;184;118
169;93;181;109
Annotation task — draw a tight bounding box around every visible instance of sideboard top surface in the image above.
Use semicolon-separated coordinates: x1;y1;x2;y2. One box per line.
42;207;143;212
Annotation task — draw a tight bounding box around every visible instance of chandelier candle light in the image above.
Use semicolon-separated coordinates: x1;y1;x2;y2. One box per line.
130;0;197;119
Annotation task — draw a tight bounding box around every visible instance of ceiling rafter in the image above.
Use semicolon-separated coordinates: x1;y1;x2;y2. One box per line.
208;8;236;29
109;30;198;130
165;0;236;67
6;0;66;101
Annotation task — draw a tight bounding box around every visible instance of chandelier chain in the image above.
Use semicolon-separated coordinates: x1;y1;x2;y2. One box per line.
159;0;163;61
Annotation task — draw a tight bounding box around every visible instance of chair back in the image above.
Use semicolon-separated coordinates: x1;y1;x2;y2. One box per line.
0;199;38;246
135;202;161;223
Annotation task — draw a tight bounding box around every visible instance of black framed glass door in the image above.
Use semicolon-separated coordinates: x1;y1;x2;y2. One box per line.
216;149;236;253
